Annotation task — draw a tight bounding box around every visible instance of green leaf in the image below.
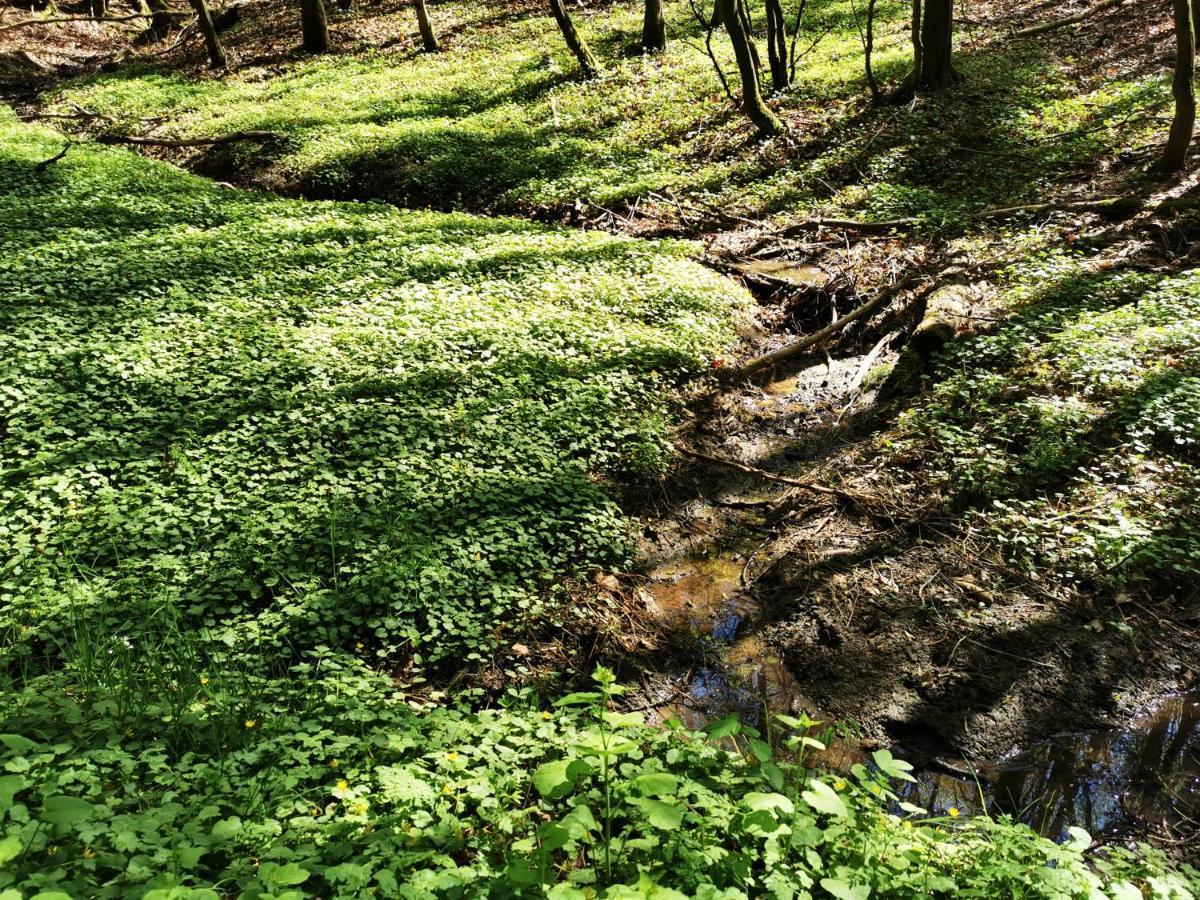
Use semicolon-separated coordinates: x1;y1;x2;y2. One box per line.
747;737;773;762
41;795;94;825
820;878;870;900
259;862;311;887
532;760;577;799
0;735;36;755
871;748;916;783
744;792;794;815
554;692;603;708
0;834;22;866
702;714;741;739
801;780;849;818
632;773;678;797
633;797;683;830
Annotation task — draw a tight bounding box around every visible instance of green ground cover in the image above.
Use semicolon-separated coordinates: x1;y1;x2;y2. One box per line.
49;0;1167;221
901;246;1200;591
3;107;1196;899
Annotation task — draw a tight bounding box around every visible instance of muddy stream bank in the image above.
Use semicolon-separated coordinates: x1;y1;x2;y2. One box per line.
634;542;1199;843
624;281;1200;847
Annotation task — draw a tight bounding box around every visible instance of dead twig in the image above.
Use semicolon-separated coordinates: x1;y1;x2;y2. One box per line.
726;266;930;380
0;11;156;32
674;445;872;506
1012;0;1126;38
33;142;72;172
96;130;286;148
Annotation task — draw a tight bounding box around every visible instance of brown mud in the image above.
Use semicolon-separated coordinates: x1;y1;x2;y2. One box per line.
621;274;1199;846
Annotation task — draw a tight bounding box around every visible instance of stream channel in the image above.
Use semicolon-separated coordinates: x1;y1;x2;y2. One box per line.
642;550;1200;844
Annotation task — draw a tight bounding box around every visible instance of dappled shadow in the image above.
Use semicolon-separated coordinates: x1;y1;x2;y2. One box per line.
0;118;738;688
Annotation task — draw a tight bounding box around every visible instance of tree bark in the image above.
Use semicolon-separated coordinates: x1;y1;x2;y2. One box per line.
1160;0;1196;172
717;0;783;136
89;0;106;19
301;0;330;53
549;0;600;78
765;0;789;91
188;0;227;67
642;0;665;52
893;0;960;97
415;0;440;51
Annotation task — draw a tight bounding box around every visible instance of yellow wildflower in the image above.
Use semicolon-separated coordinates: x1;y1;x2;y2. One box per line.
442;783;453;795
833;779;846;791
448;751;458;763
244;718;257;729
337;779;349;791
82;847;95;859
948;807;960;818
200;676;209;685
902;820;913;830
329;759;339;769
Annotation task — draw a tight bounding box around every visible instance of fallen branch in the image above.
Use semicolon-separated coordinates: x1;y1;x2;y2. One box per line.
96;130;286;148
777;193;1200;236
725;267;928;380
33;142;72;172
0;11;155;32
675;445;864;501
1012;0;1125;38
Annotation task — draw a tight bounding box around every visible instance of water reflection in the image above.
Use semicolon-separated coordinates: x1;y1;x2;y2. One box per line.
645;554;1200;841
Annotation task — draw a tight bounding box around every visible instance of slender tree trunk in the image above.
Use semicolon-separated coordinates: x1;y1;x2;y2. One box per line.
765;0;789;91
862;0;881;102
1160;0;1197;171
892;0;959;98
1191;0;1200;56
301;0;330;53
717;0;783;136
918;0;956;88
642;0;665;51
549;0;600;79
737;0;762;78
189;0;227;67
89;0;106;18
415;0;440;51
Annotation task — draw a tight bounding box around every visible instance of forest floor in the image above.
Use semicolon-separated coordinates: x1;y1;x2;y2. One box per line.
5;0;1200;874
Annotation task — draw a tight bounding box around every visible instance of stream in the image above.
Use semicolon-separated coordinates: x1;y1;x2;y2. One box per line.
643;549;1200;844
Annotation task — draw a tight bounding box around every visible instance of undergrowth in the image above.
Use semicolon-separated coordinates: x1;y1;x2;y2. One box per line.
900;244;1200;592
47;0;1167;221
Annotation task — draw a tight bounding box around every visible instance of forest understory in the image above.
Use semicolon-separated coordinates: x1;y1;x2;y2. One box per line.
4;0;1200;893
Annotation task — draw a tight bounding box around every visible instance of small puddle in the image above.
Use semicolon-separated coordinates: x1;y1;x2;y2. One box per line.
643;551;1200;842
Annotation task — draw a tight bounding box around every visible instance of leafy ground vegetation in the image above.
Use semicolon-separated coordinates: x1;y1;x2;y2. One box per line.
4;107;1194;898
36;0;1168;221
5;0;1200;894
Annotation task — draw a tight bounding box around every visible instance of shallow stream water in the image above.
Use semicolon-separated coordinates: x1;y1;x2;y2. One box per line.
644;550;1200;843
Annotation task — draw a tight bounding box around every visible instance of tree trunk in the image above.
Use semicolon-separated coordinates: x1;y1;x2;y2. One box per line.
893;0;959;97
301;0;330;53
642;0;665;52
717;0;784;136
916;0;957;87
549;0;600;79
1160;0;1196;172
736;0;762;78
765;0;789;91
188;0;227;67
415;0;440;51
89;0;106;17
